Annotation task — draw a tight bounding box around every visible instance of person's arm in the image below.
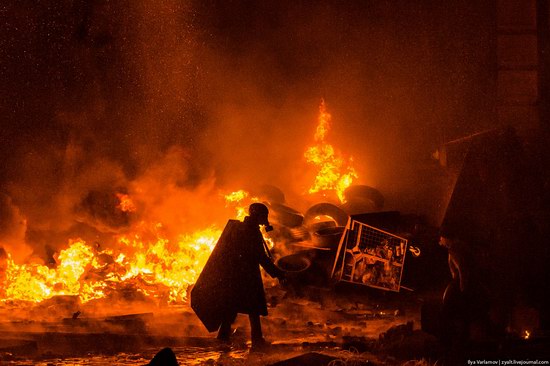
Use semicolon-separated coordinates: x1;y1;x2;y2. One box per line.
448;254;459;279
448;242;469;292
256;238;284;279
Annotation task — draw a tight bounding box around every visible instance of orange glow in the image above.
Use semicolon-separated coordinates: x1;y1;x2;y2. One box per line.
304;99;357;202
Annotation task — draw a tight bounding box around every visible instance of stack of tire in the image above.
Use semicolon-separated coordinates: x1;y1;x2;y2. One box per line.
255;184;385;288
340;185;384;215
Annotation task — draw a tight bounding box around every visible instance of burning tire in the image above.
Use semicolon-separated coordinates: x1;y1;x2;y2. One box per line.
276;253;312;272
269;203;304;228
253;184;285;204
307;220;336;233
304;203;349;227
340;200;378;215
276;253;312;287
343;185;384;211
312;226;346;249
288;226;310;241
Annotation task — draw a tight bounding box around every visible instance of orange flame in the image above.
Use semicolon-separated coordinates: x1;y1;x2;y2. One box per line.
223;191;273;248
223;190;261;221
224;190;248;203
116;193;137;213
4;239;95;302
113;225;221;302
0;188;276;305
304;99;357;202
1;227;221;304
224;190;250;220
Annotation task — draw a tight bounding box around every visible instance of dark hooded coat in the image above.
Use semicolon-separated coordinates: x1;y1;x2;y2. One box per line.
191;217;282;332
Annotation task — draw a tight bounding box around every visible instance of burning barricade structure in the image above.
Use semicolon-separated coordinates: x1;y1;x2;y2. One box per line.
0;100;388;307
1;102;542;362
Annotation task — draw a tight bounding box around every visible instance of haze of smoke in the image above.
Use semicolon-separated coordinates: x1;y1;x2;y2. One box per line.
0;1;495;262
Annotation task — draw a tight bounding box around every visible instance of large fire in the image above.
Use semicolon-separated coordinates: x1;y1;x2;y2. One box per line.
2;225;221;304
0;100;355;306
0;191;264;304
304;99;357;203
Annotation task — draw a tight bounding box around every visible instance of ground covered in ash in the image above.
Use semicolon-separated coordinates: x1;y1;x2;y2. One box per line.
0;283;440;365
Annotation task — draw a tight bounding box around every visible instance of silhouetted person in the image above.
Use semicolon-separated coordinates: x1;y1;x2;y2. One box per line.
438;236;490;360
191;203;285;350
438;128;536;360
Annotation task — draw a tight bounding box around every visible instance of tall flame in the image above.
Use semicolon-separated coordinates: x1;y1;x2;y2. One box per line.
304;99;357;202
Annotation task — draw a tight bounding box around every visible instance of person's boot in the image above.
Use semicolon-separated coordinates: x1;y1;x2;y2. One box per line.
249;314;271;351
217;313;237;343
250;337;271;352
217;321;232;343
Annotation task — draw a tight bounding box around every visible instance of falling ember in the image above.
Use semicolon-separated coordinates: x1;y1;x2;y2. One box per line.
116;193;137;213
304;99;358;203
523;330;531;340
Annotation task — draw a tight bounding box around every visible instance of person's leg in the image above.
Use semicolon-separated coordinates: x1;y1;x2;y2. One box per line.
217;313;237;341
249;313;263;342
249;314;271;350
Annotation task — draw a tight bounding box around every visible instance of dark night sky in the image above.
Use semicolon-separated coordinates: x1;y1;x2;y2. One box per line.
0;1;497;256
